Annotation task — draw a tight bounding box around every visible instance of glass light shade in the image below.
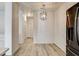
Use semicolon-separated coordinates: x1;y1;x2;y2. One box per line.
40;11;47;20
40;5;47;21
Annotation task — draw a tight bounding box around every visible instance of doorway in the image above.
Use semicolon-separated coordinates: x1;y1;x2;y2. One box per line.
26;17;34;40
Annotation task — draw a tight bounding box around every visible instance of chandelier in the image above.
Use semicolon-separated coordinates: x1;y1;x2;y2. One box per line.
40;4;47;21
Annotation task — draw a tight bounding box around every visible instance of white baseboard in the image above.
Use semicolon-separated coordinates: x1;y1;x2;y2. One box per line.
54;42;66;53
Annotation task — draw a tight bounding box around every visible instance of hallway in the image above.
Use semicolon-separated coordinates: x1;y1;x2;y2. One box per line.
15;38;65;56
0;2;77;56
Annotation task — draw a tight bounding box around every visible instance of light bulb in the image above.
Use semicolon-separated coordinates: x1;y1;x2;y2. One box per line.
42;14;46;18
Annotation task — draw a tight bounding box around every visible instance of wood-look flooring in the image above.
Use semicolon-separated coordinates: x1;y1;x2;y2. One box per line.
15;38;66;56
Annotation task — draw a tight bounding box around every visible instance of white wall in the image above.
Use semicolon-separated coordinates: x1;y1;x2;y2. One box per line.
12;2;20;55
0;3;5;48
0;3;4;34
19;9;27;44
4;2;20;55
0;11;4;34
34;10;55;43
54;2;77;53
0;11;4;47
33;11;38;43
4;2;12;55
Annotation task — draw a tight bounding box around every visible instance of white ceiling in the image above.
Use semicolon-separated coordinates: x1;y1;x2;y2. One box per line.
20;2;64;11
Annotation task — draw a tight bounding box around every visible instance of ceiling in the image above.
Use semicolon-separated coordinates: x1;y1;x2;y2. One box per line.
19;2;64;11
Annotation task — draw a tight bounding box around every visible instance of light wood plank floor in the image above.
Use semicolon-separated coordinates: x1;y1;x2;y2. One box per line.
15;38;66;56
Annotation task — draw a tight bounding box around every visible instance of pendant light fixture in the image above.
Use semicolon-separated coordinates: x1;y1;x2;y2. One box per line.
40;4;47;21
